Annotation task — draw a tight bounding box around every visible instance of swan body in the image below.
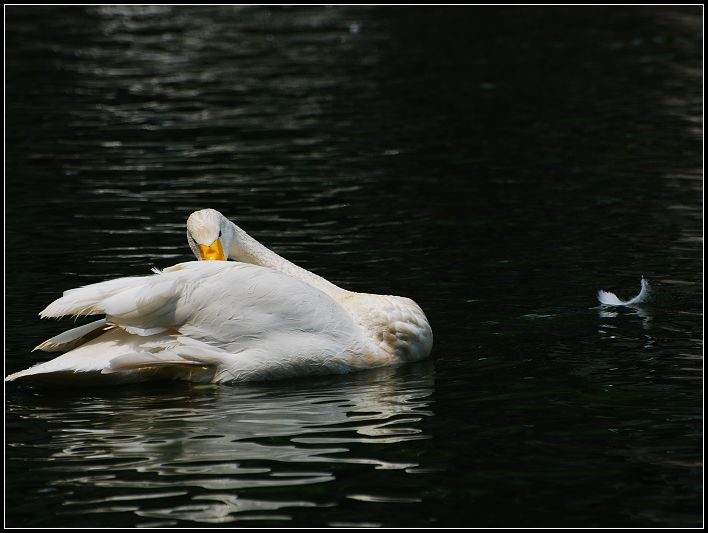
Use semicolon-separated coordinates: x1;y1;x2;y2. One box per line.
6;210;433;385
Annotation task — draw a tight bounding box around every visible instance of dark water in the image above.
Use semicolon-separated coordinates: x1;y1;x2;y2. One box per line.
5;6;702;527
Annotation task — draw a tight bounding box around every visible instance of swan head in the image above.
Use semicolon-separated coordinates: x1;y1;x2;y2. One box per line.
186;209;231;261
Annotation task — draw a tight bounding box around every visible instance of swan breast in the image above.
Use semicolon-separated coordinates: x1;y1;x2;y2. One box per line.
342;293;433;365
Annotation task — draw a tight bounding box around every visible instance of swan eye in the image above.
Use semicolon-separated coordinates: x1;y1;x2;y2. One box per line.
218;230;222;238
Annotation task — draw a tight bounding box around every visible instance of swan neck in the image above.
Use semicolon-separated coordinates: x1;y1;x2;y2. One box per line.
228;222;347;298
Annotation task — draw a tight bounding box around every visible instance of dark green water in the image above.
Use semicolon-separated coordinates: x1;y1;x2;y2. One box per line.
5;6;702;527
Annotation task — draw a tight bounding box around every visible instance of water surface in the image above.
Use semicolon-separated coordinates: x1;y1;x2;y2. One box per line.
5;6;702;527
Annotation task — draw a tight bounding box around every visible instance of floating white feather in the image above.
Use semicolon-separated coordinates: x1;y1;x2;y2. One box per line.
598;277;652;306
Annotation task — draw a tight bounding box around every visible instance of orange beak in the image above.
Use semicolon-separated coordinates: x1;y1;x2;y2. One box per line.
198;239;225;261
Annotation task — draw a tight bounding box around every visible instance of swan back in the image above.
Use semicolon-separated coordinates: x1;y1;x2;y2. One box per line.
42;261;360;346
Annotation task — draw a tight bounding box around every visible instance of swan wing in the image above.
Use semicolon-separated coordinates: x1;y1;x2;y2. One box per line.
32;318;115;352
8;261;361;383
5;328;184;383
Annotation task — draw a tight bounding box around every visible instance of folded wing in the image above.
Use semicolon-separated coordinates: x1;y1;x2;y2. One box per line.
7;261;361;384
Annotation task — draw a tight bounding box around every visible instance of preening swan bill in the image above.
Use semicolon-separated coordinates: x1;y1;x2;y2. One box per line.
597;277;652;306
6;209;433;385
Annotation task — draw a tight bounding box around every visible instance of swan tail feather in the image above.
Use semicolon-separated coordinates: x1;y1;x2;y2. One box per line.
6;351;213;383
5;365;48;382
598;277;652;306
39;275;155;318
102;352;211;374
122;326;169;337
4;356;107;382
33;319;115;352
7;331;221;384
39;273;179;339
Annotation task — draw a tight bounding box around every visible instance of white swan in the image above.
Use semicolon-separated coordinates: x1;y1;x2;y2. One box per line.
5;209;433;384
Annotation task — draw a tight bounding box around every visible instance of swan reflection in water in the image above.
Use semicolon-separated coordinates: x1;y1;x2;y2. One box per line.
7;363;434;525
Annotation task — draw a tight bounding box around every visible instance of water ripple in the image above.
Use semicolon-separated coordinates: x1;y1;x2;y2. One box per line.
7;365;435;523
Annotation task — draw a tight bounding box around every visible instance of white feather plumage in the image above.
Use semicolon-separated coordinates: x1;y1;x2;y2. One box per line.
6;212;433;385
597;277;652;307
